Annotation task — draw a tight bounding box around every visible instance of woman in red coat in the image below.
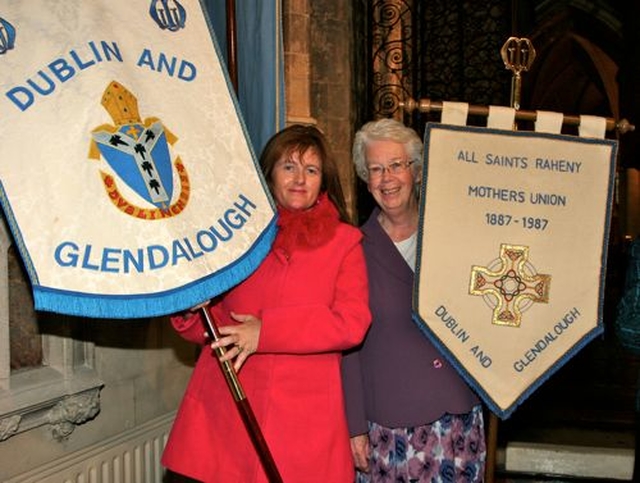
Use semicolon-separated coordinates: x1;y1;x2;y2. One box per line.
162;125;372;483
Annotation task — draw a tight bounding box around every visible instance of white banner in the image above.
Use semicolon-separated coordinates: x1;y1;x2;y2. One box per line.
414;123;617;418
0;1;276;318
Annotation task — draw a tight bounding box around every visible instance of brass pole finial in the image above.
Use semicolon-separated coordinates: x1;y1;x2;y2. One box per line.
500;37;536;110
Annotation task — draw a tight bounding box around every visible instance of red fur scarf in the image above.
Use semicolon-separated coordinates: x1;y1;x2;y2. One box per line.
273;192;340;254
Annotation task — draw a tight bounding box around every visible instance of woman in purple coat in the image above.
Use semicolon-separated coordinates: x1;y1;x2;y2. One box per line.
342;118;486;482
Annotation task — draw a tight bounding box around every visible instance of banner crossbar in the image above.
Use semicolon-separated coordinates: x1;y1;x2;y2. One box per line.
401;97;635;134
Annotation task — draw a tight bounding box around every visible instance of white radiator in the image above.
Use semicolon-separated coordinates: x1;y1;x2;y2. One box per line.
5;413;174;483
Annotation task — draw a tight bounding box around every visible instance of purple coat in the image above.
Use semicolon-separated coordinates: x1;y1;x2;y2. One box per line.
342;208;480;436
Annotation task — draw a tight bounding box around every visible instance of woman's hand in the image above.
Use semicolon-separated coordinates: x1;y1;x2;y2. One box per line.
210;311;261;371
350;433;371;473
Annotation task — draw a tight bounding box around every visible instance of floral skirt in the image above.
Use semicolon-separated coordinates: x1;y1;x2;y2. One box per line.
356;405;486;483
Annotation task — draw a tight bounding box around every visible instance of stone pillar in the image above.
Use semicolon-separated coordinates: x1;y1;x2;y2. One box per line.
310;0;357;220
283;0;315;125
283;0;358;221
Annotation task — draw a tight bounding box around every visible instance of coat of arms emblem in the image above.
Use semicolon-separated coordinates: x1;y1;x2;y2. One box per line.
89;81;190;219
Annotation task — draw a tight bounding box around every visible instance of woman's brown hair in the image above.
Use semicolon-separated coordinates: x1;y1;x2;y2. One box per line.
259;124;350;223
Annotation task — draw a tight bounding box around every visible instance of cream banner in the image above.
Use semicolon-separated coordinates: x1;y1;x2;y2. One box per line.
414;123;617;418
0;1;276;318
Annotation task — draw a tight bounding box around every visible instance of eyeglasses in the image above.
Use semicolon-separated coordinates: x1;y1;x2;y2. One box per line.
366;160;414;179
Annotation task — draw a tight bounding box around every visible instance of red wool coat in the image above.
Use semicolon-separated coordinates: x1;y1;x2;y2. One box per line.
162;204;371;482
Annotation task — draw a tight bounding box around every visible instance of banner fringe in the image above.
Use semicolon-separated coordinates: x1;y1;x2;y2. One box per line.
32;221;277;320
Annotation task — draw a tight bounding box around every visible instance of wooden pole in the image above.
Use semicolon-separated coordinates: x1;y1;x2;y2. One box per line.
208;5;281;481
225;0;239;93
484;411;499;483
200;307;283;483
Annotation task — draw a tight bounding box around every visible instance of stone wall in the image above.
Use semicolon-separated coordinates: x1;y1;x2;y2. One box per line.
284;0;358;221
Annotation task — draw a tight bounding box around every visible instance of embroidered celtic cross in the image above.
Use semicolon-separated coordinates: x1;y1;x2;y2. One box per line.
469;244;550;327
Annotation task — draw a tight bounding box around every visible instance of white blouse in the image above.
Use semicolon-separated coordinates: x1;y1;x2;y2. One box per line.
394;231;417;272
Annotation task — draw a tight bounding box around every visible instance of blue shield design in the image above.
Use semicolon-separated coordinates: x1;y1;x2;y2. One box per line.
92;121;174;209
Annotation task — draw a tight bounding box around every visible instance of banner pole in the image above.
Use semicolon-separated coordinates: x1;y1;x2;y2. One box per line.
225;0;239;92
488;35;537;483
216;6;279;479
200;307;283;483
